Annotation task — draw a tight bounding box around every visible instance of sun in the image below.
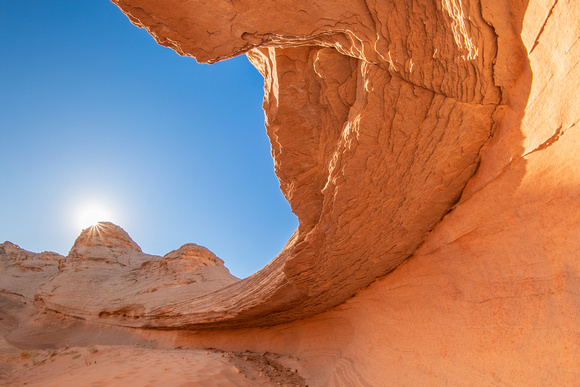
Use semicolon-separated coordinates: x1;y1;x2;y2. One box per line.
77;204;114;230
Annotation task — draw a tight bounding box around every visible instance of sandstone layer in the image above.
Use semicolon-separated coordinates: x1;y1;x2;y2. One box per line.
2;223;239;328
1;0;580;385
79;0;509;328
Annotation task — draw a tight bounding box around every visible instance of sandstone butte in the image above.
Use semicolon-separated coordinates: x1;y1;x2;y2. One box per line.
1;0;579;385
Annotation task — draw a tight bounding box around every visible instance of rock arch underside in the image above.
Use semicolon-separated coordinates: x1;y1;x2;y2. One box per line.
2;0;580;385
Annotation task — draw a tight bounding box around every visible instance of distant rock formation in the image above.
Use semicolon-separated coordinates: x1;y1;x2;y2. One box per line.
1;222;238;329
0;242;61;301
68;221;143;262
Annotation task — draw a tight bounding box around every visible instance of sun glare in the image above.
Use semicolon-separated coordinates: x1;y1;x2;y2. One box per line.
77;204;114;230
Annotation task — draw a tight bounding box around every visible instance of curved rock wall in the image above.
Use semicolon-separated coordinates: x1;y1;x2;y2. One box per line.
2;0;579;384
97;0;510;328
156;1;578;384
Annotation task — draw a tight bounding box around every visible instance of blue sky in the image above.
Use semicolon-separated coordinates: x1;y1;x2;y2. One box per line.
0;1;297;278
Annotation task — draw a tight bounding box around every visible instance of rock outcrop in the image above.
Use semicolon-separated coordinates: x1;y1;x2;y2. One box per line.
100;0;510;328
1;223;238;331
0;242;61;301
2;0;579;385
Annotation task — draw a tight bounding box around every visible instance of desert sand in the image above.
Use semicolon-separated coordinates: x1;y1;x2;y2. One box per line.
0;345;305;386
2;0;580;385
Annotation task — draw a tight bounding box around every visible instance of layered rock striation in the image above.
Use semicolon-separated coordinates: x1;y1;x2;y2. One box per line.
93;0;515;328
1;223;238;330
2;0;580;384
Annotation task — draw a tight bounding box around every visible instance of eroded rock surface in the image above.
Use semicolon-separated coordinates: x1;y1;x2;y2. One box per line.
2;223;238;328
2;0;579;385
88;0;510;328
0;242;61;301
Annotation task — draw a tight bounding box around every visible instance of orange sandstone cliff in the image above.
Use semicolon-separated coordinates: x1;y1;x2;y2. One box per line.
1;0;579;385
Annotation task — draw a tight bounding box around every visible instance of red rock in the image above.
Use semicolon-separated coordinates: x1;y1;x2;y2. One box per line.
2;0;579;385
102;0;505;328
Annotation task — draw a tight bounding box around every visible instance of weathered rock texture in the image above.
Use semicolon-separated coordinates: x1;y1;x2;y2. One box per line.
97;0;509;329
2;0;580;385
1;222;239;347
39;223;239;323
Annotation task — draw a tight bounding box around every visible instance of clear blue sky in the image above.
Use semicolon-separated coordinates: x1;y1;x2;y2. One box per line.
0;1;297;278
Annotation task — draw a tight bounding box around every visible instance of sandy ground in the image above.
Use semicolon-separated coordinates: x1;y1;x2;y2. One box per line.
0;345;306;386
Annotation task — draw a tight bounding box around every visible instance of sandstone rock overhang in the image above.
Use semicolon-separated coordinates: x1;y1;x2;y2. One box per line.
19;0;531;329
